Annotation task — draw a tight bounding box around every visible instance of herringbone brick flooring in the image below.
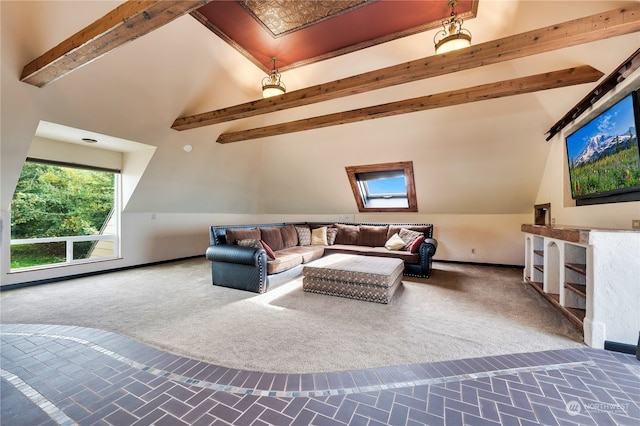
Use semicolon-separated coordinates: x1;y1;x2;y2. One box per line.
1;324;638;425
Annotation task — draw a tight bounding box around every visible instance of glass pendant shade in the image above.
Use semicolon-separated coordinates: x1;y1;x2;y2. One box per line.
435;32;472;54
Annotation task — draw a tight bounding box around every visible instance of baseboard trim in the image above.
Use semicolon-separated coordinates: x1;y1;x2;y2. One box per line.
0;255;204;292
434;259;524;269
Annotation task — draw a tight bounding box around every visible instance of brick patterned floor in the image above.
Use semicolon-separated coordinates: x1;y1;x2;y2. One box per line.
1;324;639;425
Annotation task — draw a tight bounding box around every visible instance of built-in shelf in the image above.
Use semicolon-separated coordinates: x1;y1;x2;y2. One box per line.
565;263;587;275
523;223;640;349
526;277;584;330
565;282;586;298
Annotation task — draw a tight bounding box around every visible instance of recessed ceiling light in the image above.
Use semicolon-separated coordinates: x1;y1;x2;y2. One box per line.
81;137;98;144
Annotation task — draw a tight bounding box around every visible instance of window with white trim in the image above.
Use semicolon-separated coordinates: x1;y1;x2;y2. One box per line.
10;159;120;270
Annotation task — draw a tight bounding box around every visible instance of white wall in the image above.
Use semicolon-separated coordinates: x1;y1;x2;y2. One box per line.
1;213;259;286
258;213;531;266
2;1;639;286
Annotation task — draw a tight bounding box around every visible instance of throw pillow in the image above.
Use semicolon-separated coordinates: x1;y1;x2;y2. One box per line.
237;239;262;249
387;225;432;241
261;240;277;260
399;228;423;251
385;233;406;250
326;227;338;245
357;225;388;247
409;235;425;253
280;225;298;248
226;228;260;245
334;223;359;245
295;225;312;246
260;227;284;251
311;226;328;245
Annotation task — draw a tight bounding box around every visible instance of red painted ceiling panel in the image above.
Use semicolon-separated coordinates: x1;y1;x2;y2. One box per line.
195;0;476;71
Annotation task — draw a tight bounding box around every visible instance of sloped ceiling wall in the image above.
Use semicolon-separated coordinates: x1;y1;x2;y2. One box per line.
2;1;639;219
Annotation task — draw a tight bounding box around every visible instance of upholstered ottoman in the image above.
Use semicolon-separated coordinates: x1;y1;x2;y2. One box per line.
302;254;403;304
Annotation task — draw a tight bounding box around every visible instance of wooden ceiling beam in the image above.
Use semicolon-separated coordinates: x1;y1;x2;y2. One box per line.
216;66;604;144
546;48;640;140
173;4;640;131
21;0;212;88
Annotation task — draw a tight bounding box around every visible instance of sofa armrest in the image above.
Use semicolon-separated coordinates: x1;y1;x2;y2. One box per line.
206;244;268;293
404;237;438;278
205;244;263;265
422;237;438;258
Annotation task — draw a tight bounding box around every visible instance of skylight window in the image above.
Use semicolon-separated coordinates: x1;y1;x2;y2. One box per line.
345;161;418;212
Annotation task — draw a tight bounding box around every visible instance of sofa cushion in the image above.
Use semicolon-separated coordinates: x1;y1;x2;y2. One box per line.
226;228;260;245
323;244;374;256
267;253;303;274
387;225;432;241
261;227;284;251
278;246;324;263
358;225;388;246
311;226;328;245
326;227;338;245
409;235;425;253
280;225;298;249
334;223;359;245
237;238;262;249
399;228;424;250
368;247;420;263
237;238;276;260
385;233;406;250
261;240;277;260
295;225;312;246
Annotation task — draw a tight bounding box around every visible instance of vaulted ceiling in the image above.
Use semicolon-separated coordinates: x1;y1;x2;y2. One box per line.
5;1;640;217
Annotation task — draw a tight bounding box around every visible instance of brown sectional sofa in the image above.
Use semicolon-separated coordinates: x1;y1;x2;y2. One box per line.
206;222;437;293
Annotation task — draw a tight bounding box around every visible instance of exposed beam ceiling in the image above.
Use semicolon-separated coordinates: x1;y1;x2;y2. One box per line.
21;0;212;87
546;48;640;140
216;66;604;144
172;4;640;131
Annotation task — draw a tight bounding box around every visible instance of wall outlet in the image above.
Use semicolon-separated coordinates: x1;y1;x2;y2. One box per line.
632;219;640;229
551;217;556;224
470;248;476;260
151;213;156;220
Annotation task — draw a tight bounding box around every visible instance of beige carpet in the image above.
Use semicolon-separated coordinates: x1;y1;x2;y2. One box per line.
0;258;584;373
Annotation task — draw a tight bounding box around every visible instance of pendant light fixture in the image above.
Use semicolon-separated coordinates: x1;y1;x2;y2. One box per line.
434;0;472;54
262;57;286;98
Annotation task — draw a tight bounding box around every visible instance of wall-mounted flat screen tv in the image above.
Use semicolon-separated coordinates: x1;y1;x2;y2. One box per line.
565;90;640;203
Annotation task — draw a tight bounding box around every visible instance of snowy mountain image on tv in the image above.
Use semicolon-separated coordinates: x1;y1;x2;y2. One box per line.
572;126;636;166
565;93;640;199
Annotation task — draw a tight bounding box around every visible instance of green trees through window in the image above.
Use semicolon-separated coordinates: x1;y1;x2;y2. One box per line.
10;161;116;269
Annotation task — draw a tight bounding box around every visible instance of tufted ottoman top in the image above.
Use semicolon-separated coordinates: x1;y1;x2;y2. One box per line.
303;254;403;288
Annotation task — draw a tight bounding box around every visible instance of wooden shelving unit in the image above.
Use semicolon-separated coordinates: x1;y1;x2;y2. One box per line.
523;224;640;349
523;225;588;333
565;282;586;298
